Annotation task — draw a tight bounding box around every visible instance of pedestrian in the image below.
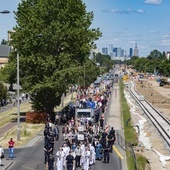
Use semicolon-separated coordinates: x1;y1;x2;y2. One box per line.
95;142;103;161
48;154;54;170
66;151;74;170
103;144;110;163
75;145;81;168
54;125;59;141
82;147;90;170
99;115;104;129
107;133;114;153
44;143;53;165
8;138;15;158
44;126;49;145
56;147;65;170
0;145;4;166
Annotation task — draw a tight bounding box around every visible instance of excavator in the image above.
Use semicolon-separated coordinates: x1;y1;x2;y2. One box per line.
159;78;170;87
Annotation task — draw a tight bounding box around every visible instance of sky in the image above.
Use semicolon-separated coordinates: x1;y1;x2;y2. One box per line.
0;0;170;57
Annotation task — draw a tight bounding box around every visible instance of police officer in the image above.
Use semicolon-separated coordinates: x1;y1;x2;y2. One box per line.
107;133;114;153
103;144;110;163
44;126;49;145
66;151;74;170
44;143;52;165
47;129;55;153
48;154;54;170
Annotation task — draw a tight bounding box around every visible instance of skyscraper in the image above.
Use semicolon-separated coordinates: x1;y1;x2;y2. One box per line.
102;47;108;55
134;43;139;56
129;48;133;58
113;47;118;57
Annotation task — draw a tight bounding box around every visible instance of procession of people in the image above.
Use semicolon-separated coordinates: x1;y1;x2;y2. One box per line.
43;81;116;170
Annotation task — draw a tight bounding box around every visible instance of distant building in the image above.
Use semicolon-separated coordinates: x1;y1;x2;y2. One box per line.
113;48;118;57
129;48;133;58
117;47;122;57
134;43;139;56
0;45;11;68
166;51;170;60
109;44;113;54
102;47;108;55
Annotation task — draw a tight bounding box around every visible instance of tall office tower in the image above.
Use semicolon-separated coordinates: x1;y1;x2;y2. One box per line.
102;47;108;55
121;49;124;57
113;48;118;57
102;47;106;54
105;47;108;55
129;48;133;58
109;44;113;54
134;43;139;56
117;47;122;57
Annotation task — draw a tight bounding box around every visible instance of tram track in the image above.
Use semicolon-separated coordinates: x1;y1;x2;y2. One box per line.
129;81;170;148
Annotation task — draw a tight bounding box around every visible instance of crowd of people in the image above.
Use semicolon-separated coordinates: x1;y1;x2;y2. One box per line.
43;82;115;170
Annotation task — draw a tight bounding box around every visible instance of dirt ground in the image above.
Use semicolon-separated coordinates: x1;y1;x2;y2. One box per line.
127;75;170;170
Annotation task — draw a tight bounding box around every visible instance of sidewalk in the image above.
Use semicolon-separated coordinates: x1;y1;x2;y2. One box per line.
0;93;75;170
107;83;127;170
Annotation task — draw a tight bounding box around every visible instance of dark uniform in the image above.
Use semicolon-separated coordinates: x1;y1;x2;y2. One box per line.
47;132;55;153
103;144;110;163
44;127;49;145
66;152;74;170
107;134;114;153
44;143;52;164
48;154;54;170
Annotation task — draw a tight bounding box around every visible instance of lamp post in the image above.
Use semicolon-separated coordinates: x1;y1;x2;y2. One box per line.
17;52;20;141
83;64;85;88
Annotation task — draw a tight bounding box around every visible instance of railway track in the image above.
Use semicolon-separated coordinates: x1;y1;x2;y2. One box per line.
129;81;170;148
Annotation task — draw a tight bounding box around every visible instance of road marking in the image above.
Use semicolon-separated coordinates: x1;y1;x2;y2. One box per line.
113;145;124;159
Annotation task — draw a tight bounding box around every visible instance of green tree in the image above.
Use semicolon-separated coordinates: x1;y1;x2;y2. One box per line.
78;59;100;87
147;49;165;60
0;82;7;102
0;62;16;91
95;53;114;71
6;0;101;114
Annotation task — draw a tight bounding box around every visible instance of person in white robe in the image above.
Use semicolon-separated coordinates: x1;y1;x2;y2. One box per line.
83;147;91;170
62;144;70;168
90;144;96;165
56;147;65;170
80;142;85;166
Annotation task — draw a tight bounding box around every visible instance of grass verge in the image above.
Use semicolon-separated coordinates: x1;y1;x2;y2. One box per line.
119;79;148;170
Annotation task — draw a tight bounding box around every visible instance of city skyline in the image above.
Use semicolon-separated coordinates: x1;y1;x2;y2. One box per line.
83;0;170;57
101;43;138;59
0;0;170;57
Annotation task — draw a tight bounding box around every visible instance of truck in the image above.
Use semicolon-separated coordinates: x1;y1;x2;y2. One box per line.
75;108;94;123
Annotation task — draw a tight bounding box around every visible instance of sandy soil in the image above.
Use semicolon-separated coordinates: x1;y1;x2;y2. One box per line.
127;74;170;170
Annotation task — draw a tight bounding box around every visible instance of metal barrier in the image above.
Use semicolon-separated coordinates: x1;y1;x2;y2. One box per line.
116;131;138;170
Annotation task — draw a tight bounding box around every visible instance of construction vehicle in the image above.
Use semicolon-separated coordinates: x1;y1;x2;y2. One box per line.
159;78;170;87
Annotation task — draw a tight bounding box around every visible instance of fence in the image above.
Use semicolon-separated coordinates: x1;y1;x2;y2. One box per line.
116;131;138;170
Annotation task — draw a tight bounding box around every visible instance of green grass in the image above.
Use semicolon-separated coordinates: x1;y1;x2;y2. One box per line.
119;79;148;170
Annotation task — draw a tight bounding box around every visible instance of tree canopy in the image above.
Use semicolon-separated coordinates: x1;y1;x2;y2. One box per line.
3;0;102;114
127;50;170;76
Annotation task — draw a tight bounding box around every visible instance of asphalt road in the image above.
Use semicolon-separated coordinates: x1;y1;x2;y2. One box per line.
8;127;122;170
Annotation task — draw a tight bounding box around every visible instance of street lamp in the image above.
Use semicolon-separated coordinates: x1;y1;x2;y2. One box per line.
17;52;20;141
0;10;10;14
84;64;85;88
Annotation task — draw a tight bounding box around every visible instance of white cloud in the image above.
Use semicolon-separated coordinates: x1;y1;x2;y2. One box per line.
161;39;170;46
145;0;163;5
103;9;145;14
162;34;170;38
148;30;160;33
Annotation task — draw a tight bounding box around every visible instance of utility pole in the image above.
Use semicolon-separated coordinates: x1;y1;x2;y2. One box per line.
84;64;85;88
124;51;127;74
17;52;20;141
